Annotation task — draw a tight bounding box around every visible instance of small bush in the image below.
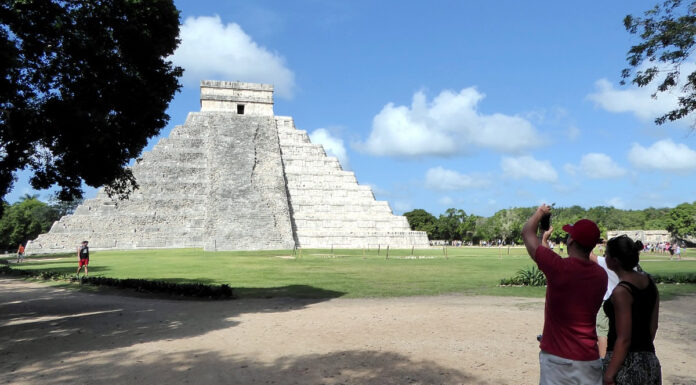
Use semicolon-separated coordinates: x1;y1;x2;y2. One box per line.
500;266;547;286
651;273;696;284
0;265;235;299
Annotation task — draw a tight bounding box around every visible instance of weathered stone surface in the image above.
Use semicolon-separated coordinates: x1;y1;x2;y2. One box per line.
26;81;428;253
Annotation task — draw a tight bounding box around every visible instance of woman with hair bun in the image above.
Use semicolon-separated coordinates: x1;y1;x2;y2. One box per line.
602;235;661;385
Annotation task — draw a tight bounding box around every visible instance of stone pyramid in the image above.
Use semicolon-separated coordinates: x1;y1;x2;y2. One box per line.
26;81;429;253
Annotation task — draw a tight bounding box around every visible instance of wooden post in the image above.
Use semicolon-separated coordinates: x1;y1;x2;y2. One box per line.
386;245;390;260
377;244;381;256
411;245;414;256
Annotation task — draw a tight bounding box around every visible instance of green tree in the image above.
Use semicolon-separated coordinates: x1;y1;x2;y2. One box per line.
0;0;182;210
666;202;696;239
623;0;696;126
435;208;467;241
403;209;437;238
0;197;59;251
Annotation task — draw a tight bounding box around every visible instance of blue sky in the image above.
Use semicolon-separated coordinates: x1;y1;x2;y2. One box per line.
8;0;696;217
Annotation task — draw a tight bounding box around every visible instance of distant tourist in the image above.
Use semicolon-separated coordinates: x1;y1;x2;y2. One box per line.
522;204;607;385
602;235;661;385
675;245;682;261
16;243;25;263
76;241;90;278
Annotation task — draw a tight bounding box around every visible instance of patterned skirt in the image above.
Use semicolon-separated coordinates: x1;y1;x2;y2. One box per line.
603;351;662;385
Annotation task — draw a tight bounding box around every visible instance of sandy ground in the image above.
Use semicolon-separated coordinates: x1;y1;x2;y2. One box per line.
0;278;694;385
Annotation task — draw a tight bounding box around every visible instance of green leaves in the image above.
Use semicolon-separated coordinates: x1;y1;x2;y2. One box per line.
623;0;696;126
0;0;182;204
500;266;547;287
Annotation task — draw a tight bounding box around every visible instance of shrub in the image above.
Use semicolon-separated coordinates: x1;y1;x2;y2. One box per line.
0;265;235;299
500;266;547;286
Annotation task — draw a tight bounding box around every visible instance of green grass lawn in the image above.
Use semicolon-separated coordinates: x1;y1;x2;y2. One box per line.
6;246;696;299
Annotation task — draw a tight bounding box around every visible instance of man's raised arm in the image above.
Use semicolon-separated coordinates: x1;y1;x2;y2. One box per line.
522;204;551;261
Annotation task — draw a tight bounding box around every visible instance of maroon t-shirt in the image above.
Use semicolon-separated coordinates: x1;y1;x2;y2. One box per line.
535;245;607;361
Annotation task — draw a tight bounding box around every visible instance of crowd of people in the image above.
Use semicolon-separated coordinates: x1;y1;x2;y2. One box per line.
523;204;661;385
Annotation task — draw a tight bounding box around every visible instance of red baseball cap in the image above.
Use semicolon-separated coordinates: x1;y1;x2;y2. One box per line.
562;219;600;249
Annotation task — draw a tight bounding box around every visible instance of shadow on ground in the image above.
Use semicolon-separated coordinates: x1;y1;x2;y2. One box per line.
0;277;345;384
3;348;483;385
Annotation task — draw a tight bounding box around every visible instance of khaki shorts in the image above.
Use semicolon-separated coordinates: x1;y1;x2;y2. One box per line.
596;304;609;338
539;351;602;385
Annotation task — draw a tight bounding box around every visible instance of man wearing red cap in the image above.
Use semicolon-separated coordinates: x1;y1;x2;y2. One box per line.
522;204;608;385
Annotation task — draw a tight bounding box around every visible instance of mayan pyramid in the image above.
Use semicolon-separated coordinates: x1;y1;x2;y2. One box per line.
26;81;428;253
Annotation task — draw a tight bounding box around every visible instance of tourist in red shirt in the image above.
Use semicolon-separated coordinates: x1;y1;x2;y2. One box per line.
522;204;608;385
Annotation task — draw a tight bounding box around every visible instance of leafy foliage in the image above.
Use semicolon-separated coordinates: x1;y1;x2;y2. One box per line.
665;202;696;240
0;0;182;208
500;266;547;287
0;196;60;251
0;265;236;299
404;204;675;243
651;272;696;283
622;0;696;126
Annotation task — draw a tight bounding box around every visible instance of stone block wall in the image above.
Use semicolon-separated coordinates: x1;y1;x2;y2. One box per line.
25;81;428;254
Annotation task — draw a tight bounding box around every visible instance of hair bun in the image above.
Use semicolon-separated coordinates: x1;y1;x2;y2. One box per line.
634;240;644;250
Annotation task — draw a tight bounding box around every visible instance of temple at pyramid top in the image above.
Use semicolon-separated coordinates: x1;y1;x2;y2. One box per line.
200;80;274;115
26;81;429;253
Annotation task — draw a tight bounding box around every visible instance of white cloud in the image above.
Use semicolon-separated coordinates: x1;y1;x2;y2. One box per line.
309;128;350;169
607;197;626;209
567;125;580;140
171;15;295;98
586;62;696;122
563;163;578;176
579;153;626;179
438;196;454;206
359;88;544;157
424;167;490;191
628;139;696;172
501;156;558;182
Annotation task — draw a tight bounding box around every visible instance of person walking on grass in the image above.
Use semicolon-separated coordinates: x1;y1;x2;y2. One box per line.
522;204;607;385
16;243;25;263
76;241;89;278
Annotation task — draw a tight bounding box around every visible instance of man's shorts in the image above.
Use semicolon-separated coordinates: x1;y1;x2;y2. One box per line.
596;304;609;338
539;351;602;385
79;258;89;267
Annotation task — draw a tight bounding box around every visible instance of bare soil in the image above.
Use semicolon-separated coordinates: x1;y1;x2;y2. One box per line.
0;278;694;385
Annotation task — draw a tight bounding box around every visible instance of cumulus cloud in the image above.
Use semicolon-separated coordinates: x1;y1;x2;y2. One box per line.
438;196;454;206
628;139;696;172
501;156;558;182
578;153;627;179
309;128;350;169
359;88;544;157
424;167;490;191
607;197;626;209
171;15;295;98
586;62;696;122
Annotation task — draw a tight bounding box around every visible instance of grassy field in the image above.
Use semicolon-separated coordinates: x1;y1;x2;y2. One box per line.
5;246;696;299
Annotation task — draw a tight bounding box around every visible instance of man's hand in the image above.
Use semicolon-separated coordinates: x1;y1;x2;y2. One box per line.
522;203;553;260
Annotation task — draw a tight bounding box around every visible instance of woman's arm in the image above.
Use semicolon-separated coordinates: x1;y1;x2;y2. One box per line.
603;286;633;385
650;281;660;342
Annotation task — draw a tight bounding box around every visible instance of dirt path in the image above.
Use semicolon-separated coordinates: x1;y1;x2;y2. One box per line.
0;278;694;385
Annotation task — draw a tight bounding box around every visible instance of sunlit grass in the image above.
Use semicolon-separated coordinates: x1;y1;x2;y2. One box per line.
6;246;696;299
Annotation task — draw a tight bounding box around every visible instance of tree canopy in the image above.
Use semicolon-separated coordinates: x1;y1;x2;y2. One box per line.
0;0;182;211
623;0;696;126
0;195;61;251
404;204;676;244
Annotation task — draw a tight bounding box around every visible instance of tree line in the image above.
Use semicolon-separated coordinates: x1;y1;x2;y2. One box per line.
404;202;696;246
0;195;81;252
